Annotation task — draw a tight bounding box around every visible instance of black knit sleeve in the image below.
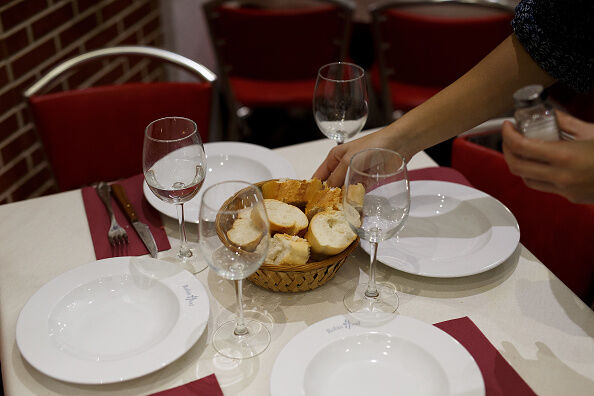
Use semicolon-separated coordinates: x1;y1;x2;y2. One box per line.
512;0;594;93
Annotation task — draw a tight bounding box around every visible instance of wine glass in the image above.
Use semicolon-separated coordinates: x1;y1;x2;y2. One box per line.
342;148;410;313
198;181;271;359
313;62;368;145
143;117;207;274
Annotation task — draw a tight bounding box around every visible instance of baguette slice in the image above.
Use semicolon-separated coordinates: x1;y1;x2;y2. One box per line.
345;183;365;210
305;210;357;256
227;209;265;251
304;187;342;220
261;178;323;207
264;234;310;266
264;199;309;235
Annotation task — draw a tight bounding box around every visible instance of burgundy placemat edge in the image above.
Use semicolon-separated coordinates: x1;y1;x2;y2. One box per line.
435;316;536;396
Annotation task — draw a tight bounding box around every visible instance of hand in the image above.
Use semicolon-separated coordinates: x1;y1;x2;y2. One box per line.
502;112;594;204
313;128;411;187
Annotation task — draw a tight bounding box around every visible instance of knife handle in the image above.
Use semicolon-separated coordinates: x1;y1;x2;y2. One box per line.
111;184;139;222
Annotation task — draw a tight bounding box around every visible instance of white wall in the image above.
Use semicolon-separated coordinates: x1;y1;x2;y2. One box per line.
159;0;216;81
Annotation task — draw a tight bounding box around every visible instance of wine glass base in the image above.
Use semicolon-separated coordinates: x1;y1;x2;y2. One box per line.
343;282;399;313
178;246;208;274
213;319;271;359
159;245;207;274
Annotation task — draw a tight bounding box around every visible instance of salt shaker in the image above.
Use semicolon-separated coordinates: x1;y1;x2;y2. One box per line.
513;85;560;141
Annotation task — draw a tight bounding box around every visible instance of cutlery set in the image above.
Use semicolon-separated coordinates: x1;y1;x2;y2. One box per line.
95;181;157;257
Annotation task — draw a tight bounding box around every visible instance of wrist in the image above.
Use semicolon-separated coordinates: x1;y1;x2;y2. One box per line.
379;117;423;162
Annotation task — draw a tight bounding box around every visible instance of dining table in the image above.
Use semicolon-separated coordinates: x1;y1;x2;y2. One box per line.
0;133;593;396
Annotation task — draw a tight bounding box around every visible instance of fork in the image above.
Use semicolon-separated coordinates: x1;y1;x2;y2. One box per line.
96;182;128;246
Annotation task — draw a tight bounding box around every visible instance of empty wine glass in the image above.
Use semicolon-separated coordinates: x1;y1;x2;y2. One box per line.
199;181;271;359
143;117;207;274
313;62;368;145
342;148;410;313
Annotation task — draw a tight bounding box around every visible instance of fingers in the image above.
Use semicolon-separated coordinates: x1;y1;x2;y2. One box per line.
326;158;350;187
312;145;344;181
556;111;594;141
522;178;560;195
503;142;554;182
502;121;560;163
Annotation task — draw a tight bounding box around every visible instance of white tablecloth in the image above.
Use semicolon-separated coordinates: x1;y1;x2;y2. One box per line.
0;136;592;395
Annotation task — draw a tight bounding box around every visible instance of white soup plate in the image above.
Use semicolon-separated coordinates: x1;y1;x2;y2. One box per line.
271;314;484;396
16;257;209;384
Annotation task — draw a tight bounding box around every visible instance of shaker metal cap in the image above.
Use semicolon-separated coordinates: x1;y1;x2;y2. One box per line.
513;84;544;107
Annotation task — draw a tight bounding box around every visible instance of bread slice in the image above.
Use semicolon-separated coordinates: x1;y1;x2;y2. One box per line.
264;234;310;266
305;210;357;256
304;187;343;220
227;209;265;251
261;178;323;207
345;183;365;210
264;199;309;235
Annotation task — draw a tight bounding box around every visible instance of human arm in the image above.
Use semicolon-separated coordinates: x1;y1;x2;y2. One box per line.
314;34;555;186
502;112;594;204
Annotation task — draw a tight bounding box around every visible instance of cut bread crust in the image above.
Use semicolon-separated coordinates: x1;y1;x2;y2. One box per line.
304;187;342;220
227;209;265;251
261;178;323;207
264;233;310;266
305;210;357;256
264;199;309;235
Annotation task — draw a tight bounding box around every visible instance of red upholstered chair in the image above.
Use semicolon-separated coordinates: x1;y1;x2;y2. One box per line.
369;0;513;121
451;119;594;306
24;46;216;192
202;0;354;139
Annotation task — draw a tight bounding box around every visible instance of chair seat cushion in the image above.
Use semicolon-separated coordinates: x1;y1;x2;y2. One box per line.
230;77;316;108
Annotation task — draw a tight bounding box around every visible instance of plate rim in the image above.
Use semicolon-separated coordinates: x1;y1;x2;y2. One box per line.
361;180;520;278
143;141;297;222
270;314;485;396
15;257;210;384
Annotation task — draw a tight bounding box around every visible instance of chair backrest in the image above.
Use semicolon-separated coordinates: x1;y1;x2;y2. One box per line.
370;0;513;113
451;131;594;306
203;0;353;81
25;46;216;192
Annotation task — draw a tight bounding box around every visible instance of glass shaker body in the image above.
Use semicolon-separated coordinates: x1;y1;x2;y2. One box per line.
513;85;560;141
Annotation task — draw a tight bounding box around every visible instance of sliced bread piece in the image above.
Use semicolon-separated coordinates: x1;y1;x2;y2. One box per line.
261;178;323;207
227;209;265;251
304;187;343;220
264;198;309;235
264;234;310;266
345;182;365;210
305;210;357;256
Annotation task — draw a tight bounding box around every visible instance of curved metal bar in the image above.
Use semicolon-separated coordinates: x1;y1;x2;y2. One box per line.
24;46;217;98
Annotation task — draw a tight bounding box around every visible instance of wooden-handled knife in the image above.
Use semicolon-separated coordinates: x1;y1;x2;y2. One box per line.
111;183;158;258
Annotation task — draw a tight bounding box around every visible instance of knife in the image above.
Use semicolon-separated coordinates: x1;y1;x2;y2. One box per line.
111;183;158;258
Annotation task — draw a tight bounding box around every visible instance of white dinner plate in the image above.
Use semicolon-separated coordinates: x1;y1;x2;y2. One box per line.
362;180;520;277
271;314;484;396
16;257;209;384
143;141;296;223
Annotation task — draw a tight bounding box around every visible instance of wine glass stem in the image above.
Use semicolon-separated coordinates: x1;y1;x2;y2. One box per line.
175;203;191;258
365;241;379;298
234;279;248;336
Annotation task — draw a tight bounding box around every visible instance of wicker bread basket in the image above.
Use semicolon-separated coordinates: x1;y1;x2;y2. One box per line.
216;180;358;292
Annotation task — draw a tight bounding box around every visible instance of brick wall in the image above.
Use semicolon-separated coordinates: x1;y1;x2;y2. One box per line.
0;0;163;203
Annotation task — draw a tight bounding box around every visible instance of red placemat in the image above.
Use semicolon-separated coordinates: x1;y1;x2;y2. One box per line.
435;317;536;395
81;174;171;259
409;166;472;187
149;374;223;396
